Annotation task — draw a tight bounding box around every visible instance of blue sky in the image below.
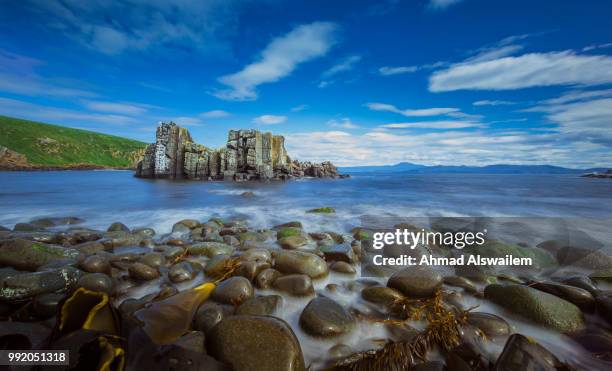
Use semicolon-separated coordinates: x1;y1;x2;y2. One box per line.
1;0;612;167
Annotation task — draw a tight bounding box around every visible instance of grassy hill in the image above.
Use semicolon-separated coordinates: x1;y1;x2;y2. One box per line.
0;115;147;168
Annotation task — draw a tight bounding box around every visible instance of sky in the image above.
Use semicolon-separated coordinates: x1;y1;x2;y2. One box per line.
1;0;612;168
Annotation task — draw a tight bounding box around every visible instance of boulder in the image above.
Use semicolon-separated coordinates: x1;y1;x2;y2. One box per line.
0;267;81;302
299;297;355;337
274;251;329;278
387;266;443;298
208;315;305;371
484;284;584;333
0;239;81;271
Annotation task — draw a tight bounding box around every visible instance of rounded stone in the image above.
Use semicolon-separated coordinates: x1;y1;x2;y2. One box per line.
467;312;511;337
278;236;309;250
211;276;254;306
208;315;305;371
387;266;443;298
32;292;64;318
107;222;130;232
273;274;314;296
255;268;281;289
168;261;196;283
236;295;282;316
139;252;165;268
80;255;110;274
330;261;356;274
299;297;355;337
76;273;115;295
194;301;234;334
274;251;329;279
128;262;160;281
361;286;405;306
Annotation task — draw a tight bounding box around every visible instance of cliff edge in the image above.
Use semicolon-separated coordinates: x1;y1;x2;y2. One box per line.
135;122;347;181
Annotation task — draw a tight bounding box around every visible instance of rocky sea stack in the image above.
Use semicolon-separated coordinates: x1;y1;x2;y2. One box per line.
136;122;346;181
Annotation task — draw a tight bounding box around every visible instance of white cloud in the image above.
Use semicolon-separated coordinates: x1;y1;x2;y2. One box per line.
428;0;464;10
21;0;246;55
473;100;516;106
291;104;308;112
366;102;460;117
171;116;203;127
526;94;612;144
214;22;337;101
0;97;141;126
430;51;612;92
380;121;481;129
284;128;609;168
378;66;419;76
321;55;361;79
83;100;152;115
252;115;288;125
327;118;359;129
200;110;231;118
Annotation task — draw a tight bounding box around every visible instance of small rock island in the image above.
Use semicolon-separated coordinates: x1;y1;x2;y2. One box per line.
136;122;346;181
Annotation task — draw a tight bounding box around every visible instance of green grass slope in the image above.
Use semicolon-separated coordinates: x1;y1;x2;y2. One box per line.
0;116;147;168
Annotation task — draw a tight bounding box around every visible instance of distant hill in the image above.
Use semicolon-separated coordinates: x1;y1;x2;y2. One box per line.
0;116;147;169
340;162;607;174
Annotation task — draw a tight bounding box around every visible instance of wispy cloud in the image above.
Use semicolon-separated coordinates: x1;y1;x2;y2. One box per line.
378;66;419;76
20;0;247;55
427;0;464;11
321;55;361;79
291;104;308;112
252;115;288;125
82;100;153;115
0;97;141;126
200;110;231;118
430;51;612;92
327;118;359;129
285;128;609;168
380;121;481;129
473;100;516;106
366;102;460;117
213;22;337;101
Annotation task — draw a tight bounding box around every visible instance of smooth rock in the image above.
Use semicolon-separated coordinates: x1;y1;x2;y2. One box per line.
129;262;160;281
80;255;110;274
330;261;356;274
493;334;565;370
0;238;81;271
208;315;305;371
169;261;196;283
529;281;595;311
560;275;599;296
139;252;165;268
189;242;234;257
236;295;282;316
273;221;303;230
255;268;281;289
240;248;272;263
0;267;81;302
204;254;231;278
107;222;130;232
320;244;355;263
299;297;355;337
274;251;329;278
467;312;511;338
278;235;309;250
194;301;234;334
211;276;254;306
557;246;612;270
76;273;115;295
387;266;443;298
361;286;405;306
273;274;314;296
484;284;584;333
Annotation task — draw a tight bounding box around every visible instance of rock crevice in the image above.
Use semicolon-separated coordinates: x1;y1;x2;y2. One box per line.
136;122;346;181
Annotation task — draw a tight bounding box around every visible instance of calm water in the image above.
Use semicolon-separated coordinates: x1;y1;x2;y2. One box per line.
1;170;611;235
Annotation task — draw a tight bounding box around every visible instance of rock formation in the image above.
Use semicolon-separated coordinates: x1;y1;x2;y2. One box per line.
135;122;346;181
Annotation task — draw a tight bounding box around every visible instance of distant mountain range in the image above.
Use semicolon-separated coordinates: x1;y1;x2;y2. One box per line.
340;162;608;174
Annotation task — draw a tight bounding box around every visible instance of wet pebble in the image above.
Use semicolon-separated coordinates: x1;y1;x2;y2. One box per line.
387;266;442;298
467;312;511;338
212;276;254;306
274;250;329;278
273;274;314;296
80;255;110;274
128;262;160;281
329;261;356;274
139;252;164;268
255;268;281;289
194;301;234;334
299;297;355;337
236;295;282;316
168;261;196;283
77;272;115;295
